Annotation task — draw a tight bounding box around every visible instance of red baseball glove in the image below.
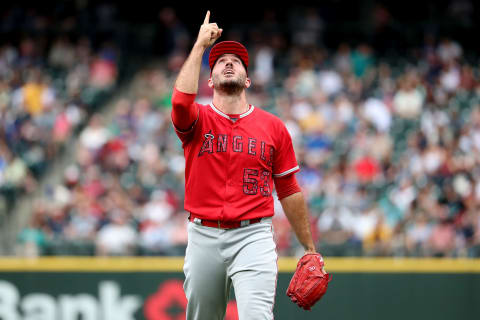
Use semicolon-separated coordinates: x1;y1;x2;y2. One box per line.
286;253;330;310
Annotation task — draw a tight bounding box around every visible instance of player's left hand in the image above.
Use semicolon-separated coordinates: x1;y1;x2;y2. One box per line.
195;10;222;49
286;253;330;310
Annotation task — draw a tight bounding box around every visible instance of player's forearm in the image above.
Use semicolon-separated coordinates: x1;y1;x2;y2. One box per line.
280;192;316;253
174;43;206;94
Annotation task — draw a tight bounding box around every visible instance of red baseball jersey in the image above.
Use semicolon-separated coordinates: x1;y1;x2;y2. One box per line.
172;97;299;222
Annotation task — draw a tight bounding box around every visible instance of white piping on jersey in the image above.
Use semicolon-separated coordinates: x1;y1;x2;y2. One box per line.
273;166;300;177
209;103;255;120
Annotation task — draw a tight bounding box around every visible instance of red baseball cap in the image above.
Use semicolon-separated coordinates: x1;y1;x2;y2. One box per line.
208;41;249;73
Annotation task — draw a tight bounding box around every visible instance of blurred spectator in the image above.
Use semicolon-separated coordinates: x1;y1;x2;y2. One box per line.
429;218;456;257
89;44;118;89
96;209;138;256
48;36;76;69
353;154;381;183
333;43;352;75
79;115;110;152
362;97;391;132
289;8;324;47
351;44;374;78
16;202;48;257
393;73;425;119
406;211;432;256
253;45;274;87
157;7;191;56
317;205;357;256
437;38;462;64
362;210;393;256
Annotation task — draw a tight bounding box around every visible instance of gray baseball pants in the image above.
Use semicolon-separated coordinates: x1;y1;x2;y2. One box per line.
183;217;278;320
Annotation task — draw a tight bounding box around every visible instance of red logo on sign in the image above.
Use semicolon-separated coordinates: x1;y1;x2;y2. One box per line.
144;280;238;320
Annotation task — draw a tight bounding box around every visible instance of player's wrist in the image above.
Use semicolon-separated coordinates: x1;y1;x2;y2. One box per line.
192;41;208;52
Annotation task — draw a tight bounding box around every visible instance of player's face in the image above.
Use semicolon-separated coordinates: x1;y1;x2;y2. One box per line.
210;54;249;94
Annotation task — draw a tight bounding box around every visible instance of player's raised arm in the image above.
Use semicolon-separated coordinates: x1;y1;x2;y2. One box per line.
174;10;222;93
171;11;222;132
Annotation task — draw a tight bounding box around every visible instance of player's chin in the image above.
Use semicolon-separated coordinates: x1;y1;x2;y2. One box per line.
221;73;239;81
217;80;244;93
220;78;243;87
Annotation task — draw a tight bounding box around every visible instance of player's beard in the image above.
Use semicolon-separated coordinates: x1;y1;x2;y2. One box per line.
213;73;246;96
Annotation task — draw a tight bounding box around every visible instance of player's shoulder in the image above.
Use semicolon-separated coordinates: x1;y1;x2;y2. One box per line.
253;106;287;128
195;101;210;108
253;106;284;123
195;101;211;114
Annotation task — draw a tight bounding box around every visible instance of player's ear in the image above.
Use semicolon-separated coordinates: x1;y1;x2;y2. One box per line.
245;77;251;89
208;77;214;89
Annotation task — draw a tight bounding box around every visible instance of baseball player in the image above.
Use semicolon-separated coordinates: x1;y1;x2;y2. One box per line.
171;11;322;320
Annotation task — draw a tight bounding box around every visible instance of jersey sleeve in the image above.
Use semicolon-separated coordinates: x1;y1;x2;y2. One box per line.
273;121;300;178
171;88;201;146
274;173;301;200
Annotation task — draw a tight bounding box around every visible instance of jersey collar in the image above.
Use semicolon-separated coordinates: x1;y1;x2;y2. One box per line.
209;103;255;120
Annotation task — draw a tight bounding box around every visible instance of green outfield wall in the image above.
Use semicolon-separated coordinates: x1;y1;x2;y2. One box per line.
0;258;478;320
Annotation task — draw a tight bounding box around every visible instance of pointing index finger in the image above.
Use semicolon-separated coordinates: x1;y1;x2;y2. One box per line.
203;10;210;24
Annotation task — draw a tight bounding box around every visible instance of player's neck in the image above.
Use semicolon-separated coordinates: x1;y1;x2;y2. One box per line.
212;91;249;115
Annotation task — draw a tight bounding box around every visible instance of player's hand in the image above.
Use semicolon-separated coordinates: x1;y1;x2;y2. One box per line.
195;11;222;49
304;250;326;273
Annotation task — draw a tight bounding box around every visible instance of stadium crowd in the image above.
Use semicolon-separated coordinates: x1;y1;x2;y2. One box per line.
1;37;118;213
0;3;120;253
11;7;480;258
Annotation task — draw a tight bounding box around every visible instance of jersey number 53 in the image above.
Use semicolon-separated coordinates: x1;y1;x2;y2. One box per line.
243;168;271;197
